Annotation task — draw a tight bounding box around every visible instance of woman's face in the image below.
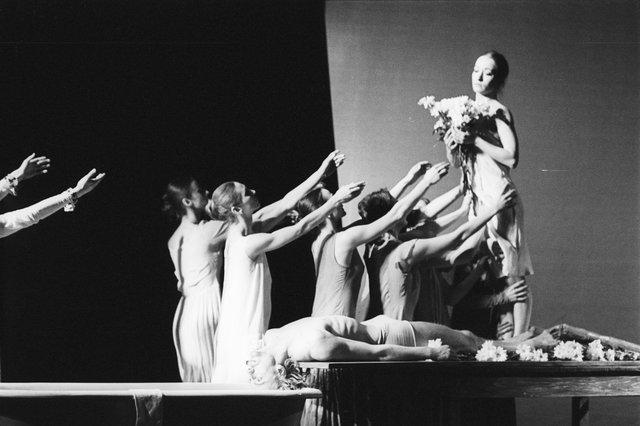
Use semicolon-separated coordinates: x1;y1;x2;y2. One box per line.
237;183;260;214
472;55;498;96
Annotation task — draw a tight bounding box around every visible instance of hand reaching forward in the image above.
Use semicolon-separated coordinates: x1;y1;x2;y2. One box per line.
405;161;432;184
331;181;366;205
319;150;346;179
72;169;106;198
423;162;450;185
13;153;51;182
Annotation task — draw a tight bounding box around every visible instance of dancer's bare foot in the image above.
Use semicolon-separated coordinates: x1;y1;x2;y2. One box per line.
524;330;557;349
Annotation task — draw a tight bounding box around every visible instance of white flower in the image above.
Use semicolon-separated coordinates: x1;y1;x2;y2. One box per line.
475;341;508;362
553;340;584;361
606;349;616;362
427;338;443;349
418;96;436;110
586;339;606;361
516;344;549;362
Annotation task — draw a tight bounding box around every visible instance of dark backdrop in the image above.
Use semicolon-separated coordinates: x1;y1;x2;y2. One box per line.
0;0;332;381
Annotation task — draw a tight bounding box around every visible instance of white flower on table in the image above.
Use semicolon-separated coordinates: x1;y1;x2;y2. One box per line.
516;344;548;362
475;341;508;362
553;340;584;361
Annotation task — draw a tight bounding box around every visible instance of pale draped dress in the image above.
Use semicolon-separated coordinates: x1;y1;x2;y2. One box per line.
464;113;533;278
213;233;272;383
168;219;226;382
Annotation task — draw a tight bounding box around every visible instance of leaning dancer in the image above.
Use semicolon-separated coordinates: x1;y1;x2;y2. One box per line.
361;185;517;321
164;178;226;382
211;155;364;383
296;162;449;318
446;51;533;337
247;314;555;388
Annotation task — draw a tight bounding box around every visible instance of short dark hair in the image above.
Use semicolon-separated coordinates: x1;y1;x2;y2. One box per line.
161;177;198;221
358;189;396;223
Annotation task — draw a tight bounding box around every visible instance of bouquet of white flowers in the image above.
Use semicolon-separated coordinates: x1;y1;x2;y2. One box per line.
418;95;497;166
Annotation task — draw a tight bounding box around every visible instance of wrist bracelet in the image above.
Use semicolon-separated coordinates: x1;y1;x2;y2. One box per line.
4;175;18;196
63;189;79;212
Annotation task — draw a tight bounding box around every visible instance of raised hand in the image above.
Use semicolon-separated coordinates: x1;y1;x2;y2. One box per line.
13;153;51;181
72;169;106;198
319;150;346;179
501;280;528;303
423;162;450;185
331;181;366;205
405;161;432;184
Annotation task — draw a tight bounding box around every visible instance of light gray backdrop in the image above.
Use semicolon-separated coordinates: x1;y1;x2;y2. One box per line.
326;1;639;424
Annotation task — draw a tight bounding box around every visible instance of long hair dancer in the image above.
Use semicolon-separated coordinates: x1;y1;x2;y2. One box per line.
165;151;349;382
210;158;364;383
446;51;533;337
296;162;450;318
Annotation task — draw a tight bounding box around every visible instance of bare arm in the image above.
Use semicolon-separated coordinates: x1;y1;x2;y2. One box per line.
0;169;105;239
408;188;515;266
389;161;430;199
244;181;365;257
473;109;519;169
422;184;463;218
433;191;472;230
252;150;345;232
0;153;51;202
456;279;528;309
445;258;488;306
338;162;450;250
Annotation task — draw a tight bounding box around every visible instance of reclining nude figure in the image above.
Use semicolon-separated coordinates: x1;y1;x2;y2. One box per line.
247;314;556;388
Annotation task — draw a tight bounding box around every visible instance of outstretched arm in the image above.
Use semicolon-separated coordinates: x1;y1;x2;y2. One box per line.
252;150;345;233
389;161;431;199
338;162;450;250
456;279;529;309
244;181;365;257
0;153;51;202
473;109;519;169
421;184;464;219
408;188;515;266
0;169;105;239
433;191;472;230
289;330;450;362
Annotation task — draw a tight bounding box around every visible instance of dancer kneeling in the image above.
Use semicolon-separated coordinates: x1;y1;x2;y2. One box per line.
248;314;556;388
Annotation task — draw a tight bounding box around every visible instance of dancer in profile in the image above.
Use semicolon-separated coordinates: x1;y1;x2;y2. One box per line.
445;51;533;337
166;151;348;382
296;162;450;318
0;168;104;238
210;152;365;383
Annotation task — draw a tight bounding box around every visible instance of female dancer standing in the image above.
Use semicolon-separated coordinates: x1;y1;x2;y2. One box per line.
447;51;533;337
210;155;364;383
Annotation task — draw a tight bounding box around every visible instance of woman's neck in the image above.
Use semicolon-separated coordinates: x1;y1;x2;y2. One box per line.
182;210;202;225
475;92;497;103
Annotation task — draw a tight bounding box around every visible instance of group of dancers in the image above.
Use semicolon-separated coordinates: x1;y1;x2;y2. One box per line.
164;51;545;387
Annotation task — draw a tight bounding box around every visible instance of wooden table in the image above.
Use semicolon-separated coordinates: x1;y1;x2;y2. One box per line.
0;382;322;426
299;360;640;425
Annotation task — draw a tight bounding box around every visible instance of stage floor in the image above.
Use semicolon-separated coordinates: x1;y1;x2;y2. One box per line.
0;382;321;426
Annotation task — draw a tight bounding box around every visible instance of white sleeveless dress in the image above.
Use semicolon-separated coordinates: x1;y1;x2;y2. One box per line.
169;219;226;382
213;233;272;383
464;114;533;278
